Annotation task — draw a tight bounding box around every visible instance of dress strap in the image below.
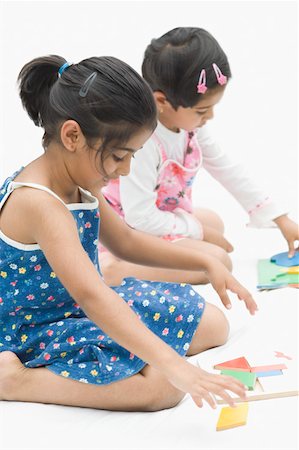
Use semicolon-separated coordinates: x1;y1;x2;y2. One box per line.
11;182;66;204
0;181;66;212
152;133;168;163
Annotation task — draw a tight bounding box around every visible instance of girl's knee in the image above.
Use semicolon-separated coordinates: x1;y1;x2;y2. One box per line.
188;303;230;354
213;247;232;272
146;383;184;412
141;367;184;412
213;306;230;346
195;208;225;234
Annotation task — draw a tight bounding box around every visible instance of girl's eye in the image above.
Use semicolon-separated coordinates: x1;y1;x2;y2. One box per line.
112;153;135;162
113;155;123;162
196;111;206;116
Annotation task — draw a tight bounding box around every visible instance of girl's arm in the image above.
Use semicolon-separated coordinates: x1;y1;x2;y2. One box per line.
18;187;246;408
198;126;299;254
198;126;288;227
98;190;257;315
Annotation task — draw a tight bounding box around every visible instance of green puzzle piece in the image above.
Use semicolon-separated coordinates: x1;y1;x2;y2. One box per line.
257;259;299;288
220;369;256;390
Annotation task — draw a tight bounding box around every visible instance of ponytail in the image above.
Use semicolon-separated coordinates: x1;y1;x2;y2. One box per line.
18;55;66;127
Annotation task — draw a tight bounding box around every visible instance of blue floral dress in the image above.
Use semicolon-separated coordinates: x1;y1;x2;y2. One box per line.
0;170;205;385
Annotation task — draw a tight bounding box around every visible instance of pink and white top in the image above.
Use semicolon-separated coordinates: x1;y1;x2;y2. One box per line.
103;127;203;241
103;121;287;240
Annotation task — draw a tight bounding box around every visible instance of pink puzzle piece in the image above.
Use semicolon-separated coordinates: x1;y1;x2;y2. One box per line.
250;364;287;373
274;351;293;360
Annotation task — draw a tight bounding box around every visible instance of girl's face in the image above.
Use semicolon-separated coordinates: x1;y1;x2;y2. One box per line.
59;122;154;193
158;87;225;132
94;128;153;188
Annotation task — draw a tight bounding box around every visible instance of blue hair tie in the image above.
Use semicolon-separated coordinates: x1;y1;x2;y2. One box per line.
58;62;71;78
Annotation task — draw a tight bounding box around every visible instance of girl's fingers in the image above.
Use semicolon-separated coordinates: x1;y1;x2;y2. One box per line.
288;241;295;258
208;374;247;398
202;391;217;409
228;281;258;315
191;395;203;408
217;288;232;310
216;389;238;408
222;237;234;253
190;371;247;410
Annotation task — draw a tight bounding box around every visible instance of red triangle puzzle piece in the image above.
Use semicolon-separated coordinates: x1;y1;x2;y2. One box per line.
214;357;251;372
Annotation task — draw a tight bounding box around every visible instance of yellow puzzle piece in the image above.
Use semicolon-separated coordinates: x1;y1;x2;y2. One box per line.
216;403;249;431
281;266;299;274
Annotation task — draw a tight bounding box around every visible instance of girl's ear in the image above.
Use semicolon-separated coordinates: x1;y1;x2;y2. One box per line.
153;91;174;113
60;120;86;152
153;91;168;111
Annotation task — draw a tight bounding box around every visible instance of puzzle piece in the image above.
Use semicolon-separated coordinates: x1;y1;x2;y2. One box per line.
274;351;292;360
216;357;298;404
270;251;299;267
250;364;287;373
254;369;282;377
220;369;256;390
281;266;299;274
216;403;249;431
257;259;298;289
214;357;251;372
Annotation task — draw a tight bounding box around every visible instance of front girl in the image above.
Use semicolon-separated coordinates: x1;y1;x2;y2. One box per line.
0;55;256;411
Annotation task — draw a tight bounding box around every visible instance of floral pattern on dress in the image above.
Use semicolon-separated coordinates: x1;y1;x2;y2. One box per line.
0;169;205;385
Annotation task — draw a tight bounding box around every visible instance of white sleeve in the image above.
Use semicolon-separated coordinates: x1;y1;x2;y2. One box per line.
197;126;288;227
119;139;202;238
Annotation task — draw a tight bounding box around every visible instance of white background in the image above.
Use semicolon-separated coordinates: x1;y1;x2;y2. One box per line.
0;0;298;237
0;3;298;449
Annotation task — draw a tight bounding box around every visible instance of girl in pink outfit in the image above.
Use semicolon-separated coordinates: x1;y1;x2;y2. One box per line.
102;27;298;286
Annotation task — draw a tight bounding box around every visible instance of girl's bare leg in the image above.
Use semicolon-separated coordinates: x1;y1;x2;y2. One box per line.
0;351;183;412
0;302;228;411
186;303;229;355
193;207;225;234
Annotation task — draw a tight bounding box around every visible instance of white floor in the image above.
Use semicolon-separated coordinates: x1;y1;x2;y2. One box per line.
0;228;298;450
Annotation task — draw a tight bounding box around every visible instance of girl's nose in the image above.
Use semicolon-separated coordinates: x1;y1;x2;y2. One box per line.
205;108;214;120
117;159;131;177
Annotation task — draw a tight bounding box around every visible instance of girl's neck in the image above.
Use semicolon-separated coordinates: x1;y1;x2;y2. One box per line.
158;114;180;133
18;149;81;204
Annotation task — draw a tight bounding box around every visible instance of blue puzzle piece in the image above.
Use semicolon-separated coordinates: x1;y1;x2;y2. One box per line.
270;251;299;267
255;370;283;377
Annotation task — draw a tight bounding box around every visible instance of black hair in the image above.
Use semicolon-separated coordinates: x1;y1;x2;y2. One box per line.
142;27;231;109
18;55;157;162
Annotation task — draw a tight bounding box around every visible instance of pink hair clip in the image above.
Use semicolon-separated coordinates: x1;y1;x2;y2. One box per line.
212;63;227;86
197;69;207;94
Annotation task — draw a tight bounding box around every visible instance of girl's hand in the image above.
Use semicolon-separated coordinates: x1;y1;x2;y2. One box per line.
205;260;258;315
167;360;247;409
202;224;234;253
274;215;299;257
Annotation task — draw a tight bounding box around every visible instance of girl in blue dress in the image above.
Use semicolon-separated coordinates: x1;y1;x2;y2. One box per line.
0;55;257;412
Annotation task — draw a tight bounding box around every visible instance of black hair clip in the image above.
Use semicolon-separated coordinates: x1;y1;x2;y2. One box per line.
79;72;97;98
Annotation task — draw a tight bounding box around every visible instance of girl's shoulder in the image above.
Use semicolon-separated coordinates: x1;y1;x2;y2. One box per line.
0;183;69;246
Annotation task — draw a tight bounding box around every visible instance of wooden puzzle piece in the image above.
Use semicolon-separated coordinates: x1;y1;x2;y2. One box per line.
270;251;299;267
250;364;287;373
280;266;299;274
216;359;298;404
254;369;282;377
257;259;299;289
214;356;251;372
274;351;293;360
220;369;256;390
216;403;249;431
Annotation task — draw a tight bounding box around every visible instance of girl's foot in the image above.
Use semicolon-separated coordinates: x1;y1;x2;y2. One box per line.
0;351;27;401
